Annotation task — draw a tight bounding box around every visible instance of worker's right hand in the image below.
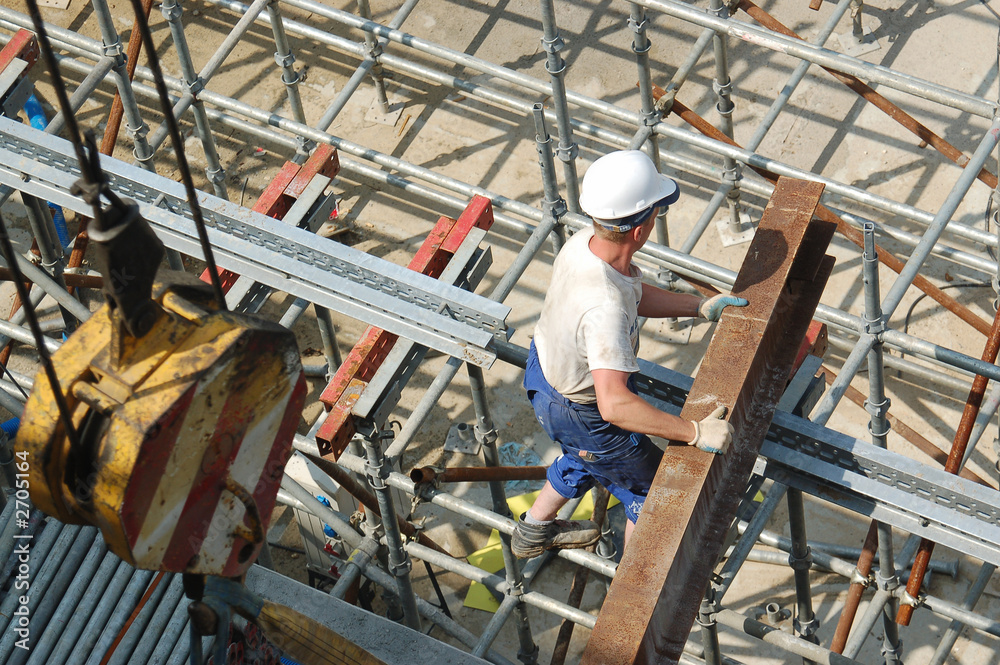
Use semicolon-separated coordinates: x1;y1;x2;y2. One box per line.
688;406;733;455
698;294;749;322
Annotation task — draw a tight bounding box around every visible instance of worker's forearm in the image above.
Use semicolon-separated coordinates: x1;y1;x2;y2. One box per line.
637;283;701;319
598;391;695;443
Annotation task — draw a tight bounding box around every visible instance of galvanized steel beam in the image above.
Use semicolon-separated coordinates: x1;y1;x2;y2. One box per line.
0;117;509;368
582;178;835;665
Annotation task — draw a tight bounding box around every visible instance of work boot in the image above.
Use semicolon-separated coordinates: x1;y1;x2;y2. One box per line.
511;513;600;559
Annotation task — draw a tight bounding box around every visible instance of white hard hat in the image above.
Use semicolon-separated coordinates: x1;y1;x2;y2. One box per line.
578;150;680;230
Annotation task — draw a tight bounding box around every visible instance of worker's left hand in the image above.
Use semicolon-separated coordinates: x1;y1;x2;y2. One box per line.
698;294;748;322
689;406;734;455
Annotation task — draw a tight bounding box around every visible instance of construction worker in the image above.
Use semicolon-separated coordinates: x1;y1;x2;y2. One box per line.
511;150;747;559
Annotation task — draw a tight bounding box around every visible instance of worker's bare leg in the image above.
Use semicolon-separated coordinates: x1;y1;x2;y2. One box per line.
526;481;570;521
624;517;636;548
512;480;600;558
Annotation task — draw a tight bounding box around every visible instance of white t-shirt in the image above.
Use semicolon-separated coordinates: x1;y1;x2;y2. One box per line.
534;227;643;404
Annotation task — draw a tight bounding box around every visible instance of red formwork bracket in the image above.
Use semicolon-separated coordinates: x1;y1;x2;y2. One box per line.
315;195;494;459
0;30;39;75
790;319;828;379
200;144;340;292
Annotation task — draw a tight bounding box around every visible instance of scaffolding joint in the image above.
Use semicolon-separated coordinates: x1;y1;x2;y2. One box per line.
862;311;886;338
896;586;922;609
722;161;742;184
295;137;317;163
793;614;819;638
160;1;183;22
881;638;904;664
849;566;872;587
543;196;567;221
474;424;498;446
712;78;733;103
389;556;412;578
863;395;891;425
631;39;652;57
555;142;578;162
125;119;150;144
274;50;297;70
540;34;565;55
627;15;649;34
100;37;125;62
696;594;718;627
708;1;730;19
876;568;900;592
787;546;813;571
654;88;677;115
506;580;525;599
206;166;226;189
187;76;206;97
544;58;567;77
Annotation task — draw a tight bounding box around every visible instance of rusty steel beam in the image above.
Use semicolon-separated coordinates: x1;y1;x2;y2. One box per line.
581;178;835;665
652;85;994;338
315;196;494;458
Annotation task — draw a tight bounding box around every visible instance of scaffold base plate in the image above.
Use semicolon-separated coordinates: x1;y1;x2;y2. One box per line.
366;96;405;126
651;316;694;345
715;212;757;247
836;26;881;57
444;422;481;455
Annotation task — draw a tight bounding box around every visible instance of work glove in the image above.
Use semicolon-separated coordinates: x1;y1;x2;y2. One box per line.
698;294;749;322
688;406;733;455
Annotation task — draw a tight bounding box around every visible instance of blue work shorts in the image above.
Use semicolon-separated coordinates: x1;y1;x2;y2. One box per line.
524;342;663;523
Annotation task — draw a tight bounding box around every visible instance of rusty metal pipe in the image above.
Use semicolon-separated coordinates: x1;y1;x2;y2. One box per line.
549;486;611;665
897;299;1000;625
654;88;994;339
409;465;548;485
830;522;877;652
737;0;997;190
0;269;102;290
302;452;451;557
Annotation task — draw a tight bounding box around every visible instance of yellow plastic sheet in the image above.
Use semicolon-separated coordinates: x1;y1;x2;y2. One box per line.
463;490;619;612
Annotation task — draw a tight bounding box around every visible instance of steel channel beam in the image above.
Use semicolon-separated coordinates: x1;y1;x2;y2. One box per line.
0;116;509;367
632;346;1000;577
582;178;835;665
759;415;1000;566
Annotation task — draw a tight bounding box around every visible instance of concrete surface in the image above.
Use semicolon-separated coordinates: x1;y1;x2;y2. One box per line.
1;0;999;662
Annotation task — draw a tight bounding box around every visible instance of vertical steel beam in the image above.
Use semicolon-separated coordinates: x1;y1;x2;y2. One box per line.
581;178;835;665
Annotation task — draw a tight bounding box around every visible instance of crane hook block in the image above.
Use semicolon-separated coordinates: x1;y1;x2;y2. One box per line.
17;274;307;577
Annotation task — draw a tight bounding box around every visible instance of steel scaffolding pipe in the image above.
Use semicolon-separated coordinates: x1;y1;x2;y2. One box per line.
79;0;995;257
409;465;548;485
4;0;1000;661
322;444;618;579
9;20;995;308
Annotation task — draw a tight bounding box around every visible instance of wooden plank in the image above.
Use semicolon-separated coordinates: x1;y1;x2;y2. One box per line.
581;177;835;665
